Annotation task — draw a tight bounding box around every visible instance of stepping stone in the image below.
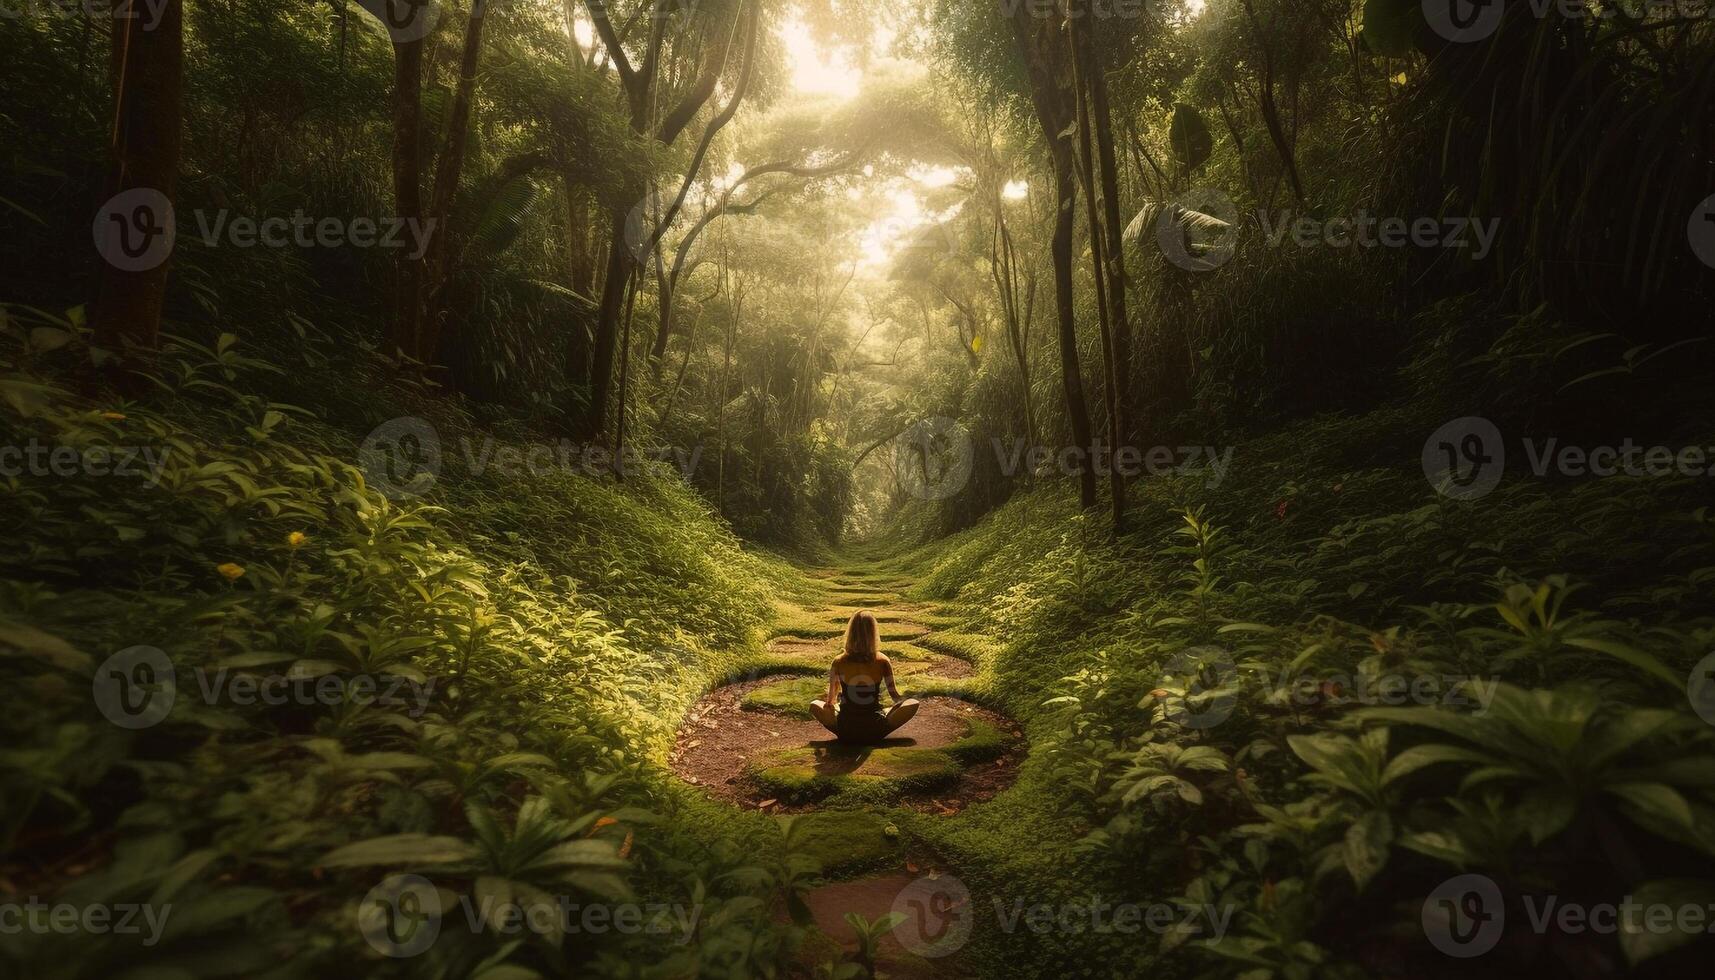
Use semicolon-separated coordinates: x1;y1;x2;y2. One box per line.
746;716;1011;805
789;873;951;979
751;744;963;803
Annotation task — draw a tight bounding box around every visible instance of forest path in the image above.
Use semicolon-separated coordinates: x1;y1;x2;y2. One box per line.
669;562;1019;976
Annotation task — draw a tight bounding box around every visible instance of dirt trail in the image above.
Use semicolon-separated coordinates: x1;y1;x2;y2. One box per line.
668;565;1018;976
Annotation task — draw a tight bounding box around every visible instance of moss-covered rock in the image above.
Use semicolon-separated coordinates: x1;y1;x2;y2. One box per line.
750;743;963;804
780;810;900;876
945;717;1009;764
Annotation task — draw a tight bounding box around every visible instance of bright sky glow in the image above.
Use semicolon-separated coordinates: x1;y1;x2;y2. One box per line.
782;19;863;99
912;166;961;189
856;181;965;273
569;10;596;49
1003;180;1029;200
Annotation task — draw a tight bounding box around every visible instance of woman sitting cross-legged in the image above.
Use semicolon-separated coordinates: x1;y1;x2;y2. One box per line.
809;610;920;745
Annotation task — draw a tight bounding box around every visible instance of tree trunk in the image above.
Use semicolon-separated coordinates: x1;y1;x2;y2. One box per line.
419;0;491;366
1007;2;1096;509
91;0;184;366
565;178;596;298
386;36;425;361
581;204;634;442
575;0;728;441
1051;155;1098;511
1070;6;1134;533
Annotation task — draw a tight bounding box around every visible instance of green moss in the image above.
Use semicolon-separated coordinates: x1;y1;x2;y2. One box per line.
946;717;1009;764
905;676;980;700
880;641;937;662
741;675;825;718
781;810;900;876
749;744;963;804
914;630;998;666
768;605;845;640
715;659;823;687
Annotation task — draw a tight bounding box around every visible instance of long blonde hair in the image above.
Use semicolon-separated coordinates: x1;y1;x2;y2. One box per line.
843;610;880;662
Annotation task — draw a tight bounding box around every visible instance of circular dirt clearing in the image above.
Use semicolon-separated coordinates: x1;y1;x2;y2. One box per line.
670;677;1023;814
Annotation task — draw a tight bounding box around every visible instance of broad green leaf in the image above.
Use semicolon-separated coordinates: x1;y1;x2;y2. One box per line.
319;834;481;868
1620;879;1715;965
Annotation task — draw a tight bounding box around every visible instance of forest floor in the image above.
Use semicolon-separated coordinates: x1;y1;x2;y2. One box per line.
669;563;1023;976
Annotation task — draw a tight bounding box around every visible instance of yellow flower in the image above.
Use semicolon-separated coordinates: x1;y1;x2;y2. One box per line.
287;532;307;549
217;563;246;581
100;411;126;421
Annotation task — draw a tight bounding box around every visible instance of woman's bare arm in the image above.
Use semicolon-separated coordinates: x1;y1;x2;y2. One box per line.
826;665;840;704
884;661;903;702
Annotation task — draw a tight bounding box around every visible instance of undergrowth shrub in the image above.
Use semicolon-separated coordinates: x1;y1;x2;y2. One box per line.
0;314;814;978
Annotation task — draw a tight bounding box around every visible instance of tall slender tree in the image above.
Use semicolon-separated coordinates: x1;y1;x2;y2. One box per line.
91;0;184;367
1005;0;1097;510
578;0;749;443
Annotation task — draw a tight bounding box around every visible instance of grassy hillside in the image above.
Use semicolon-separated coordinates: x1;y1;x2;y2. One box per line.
877;402;1715;977
0;325;822;978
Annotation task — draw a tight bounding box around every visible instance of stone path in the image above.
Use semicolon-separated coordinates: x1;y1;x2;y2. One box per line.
668;564;1019;976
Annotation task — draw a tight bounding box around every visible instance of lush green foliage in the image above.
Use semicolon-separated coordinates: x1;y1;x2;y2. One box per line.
0;317;842;977
885;393;1715;976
